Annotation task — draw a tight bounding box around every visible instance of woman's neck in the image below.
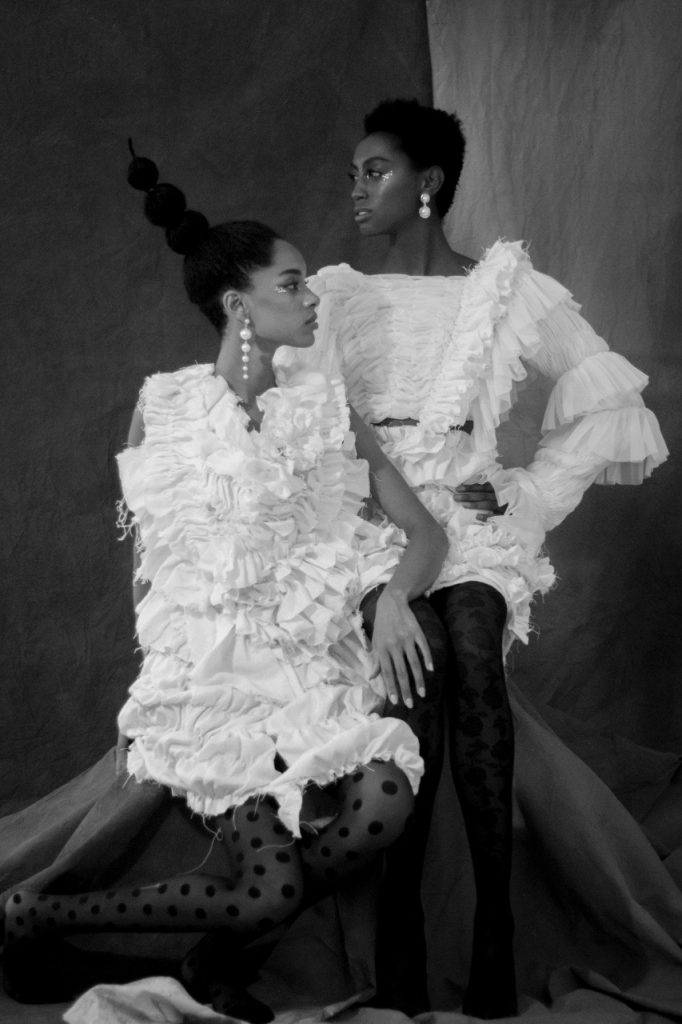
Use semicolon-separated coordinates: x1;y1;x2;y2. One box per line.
214;334;277;412
379;218;473;277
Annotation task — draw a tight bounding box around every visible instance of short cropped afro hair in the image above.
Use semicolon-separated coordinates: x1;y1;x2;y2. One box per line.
363;98;465;217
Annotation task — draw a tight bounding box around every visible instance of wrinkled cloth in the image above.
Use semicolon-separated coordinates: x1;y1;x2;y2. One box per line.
116;365;421;834
276;241;668;651
1;712;682;1020
64;975;231;1023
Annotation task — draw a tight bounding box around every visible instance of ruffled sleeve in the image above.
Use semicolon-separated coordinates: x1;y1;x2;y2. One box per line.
491;262;668;532
275;264;362;379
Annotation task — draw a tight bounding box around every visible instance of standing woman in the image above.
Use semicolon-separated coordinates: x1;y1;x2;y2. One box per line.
277;99;668;1018
3;154;449;1016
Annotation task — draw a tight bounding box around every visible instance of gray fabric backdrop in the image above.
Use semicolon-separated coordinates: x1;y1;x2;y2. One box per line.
1;0;680;817
429;0;682;751
0;0;432;812
2;4;682;1018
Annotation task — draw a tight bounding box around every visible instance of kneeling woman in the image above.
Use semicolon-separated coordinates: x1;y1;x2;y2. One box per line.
3;155;447;1015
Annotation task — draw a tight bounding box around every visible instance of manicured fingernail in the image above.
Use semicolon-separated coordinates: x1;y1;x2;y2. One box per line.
390;695;398;704
427;662;434;671
418;688;426;698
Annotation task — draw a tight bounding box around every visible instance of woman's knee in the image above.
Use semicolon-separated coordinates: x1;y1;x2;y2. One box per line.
370;592;450;707
237;866;304;931
440;581;506;620
343;761;414;846
436;584;506;653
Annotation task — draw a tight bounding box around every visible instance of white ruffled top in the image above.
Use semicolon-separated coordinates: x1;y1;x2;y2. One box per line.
116;364;422;834
276;240;668;649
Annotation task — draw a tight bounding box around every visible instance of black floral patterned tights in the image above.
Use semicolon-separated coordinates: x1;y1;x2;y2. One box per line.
433;581;516;1018
364;582;517;1020
361;590;447;1015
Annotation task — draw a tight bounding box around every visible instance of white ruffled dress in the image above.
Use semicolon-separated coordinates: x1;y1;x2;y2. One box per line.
116;365;422;834
276;240;668;650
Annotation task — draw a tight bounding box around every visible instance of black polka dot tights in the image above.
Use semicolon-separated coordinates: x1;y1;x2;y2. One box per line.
4;760;412;946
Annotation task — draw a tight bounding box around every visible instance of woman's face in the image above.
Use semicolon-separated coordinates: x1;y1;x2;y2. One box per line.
349;132;424;236
244;239;319;349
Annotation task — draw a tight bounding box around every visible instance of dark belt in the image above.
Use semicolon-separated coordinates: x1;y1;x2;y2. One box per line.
372;417;473;435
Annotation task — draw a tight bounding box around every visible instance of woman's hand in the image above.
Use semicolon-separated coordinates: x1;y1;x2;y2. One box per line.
370;589;433;708
454;481;507;519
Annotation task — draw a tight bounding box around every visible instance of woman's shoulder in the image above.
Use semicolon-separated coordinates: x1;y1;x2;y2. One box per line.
137;362;214;400
133;363;215;429
474;238;530;277
122;364;212;451
468;239;575;318
307;263;366;298
141;362;214;388
474;238;574;294
311;261;358;278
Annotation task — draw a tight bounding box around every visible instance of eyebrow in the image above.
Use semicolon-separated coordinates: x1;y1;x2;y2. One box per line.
277;268;304;277
350;156;392;169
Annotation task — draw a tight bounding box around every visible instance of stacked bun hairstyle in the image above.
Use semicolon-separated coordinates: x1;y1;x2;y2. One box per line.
126;140;280;333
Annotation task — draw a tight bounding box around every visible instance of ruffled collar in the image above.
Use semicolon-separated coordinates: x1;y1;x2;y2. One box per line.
314;242;532;445
201;364;346;473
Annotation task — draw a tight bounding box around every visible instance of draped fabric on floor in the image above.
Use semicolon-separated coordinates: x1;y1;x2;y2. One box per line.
2;1;682;1022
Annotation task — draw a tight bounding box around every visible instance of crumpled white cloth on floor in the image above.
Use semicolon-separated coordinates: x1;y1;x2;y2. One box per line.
62;975;370;1024
63;976;231;1024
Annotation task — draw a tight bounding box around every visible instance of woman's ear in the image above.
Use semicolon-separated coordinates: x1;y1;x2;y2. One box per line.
221;289;244;320
422;165;445;199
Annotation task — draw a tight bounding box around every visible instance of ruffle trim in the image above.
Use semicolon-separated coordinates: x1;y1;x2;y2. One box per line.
542;351;649;431
541;405;669;484
275;265;361;379
420;240;572;448
117;364;385;674
123;689;423;836
414;490;555;648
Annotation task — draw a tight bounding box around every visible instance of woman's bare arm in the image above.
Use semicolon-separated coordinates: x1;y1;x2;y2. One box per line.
116;406;147;770
351;407;448;706
126;407;150;609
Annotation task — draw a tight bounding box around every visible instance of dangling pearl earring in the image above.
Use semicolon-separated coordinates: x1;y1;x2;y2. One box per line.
419;192;431;219
239;317;253;380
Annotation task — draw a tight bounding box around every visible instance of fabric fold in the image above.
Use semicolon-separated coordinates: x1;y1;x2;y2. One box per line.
542;350;649;431
282;240;667;649
117;364;421;835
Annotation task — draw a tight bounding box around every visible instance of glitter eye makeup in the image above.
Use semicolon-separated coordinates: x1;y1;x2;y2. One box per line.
348;168;394;186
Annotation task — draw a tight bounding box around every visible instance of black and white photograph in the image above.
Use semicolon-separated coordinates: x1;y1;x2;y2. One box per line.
1;2;681;1022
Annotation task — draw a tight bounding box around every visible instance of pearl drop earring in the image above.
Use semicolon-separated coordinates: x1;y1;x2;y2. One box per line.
419;192;431;219
239;317;253;380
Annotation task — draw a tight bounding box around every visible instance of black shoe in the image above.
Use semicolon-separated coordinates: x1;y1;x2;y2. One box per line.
180;933;274;1024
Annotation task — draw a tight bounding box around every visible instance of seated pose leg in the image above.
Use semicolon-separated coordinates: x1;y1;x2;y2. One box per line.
360;588;448;1015
3;761;413;1011
432;580;516;1019
181;758;416;1018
